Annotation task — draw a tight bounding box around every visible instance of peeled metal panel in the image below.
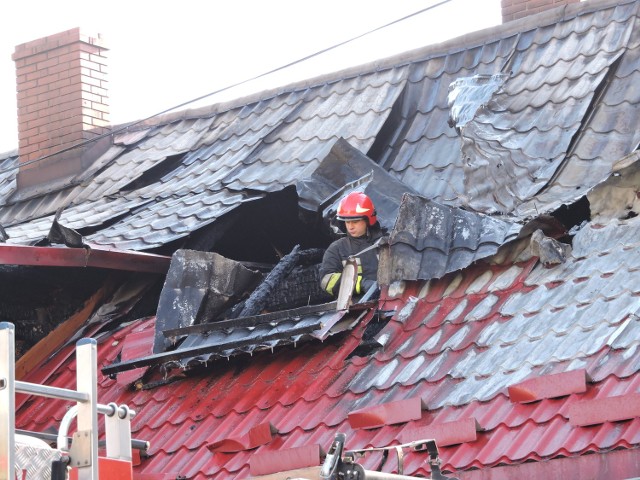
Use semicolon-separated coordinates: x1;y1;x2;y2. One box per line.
154;249;262;353
379;193;520;283
301;137;418;232
453;5;636;217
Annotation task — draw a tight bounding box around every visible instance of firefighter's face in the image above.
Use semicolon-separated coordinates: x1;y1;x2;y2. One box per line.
345;219;367;238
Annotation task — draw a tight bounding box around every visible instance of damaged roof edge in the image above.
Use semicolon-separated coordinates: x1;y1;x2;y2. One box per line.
0;243;171;273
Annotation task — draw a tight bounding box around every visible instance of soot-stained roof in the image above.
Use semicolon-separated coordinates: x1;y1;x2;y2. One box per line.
7;0;640;478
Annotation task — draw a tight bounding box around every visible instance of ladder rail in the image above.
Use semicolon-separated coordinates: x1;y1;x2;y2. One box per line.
0;322;136;480
15;381;89;403
0;323;16;480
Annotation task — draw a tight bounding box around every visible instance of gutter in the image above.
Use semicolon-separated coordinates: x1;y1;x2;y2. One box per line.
0;243;170;274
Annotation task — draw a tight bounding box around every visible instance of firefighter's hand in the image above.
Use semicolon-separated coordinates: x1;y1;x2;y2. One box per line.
355;276;375;295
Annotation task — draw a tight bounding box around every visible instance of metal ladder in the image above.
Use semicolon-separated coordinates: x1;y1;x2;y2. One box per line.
0;322;136;480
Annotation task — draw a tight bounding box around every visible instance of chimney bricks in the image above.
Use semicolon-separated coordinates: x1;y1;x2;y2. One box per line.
12;28;110;195
501;0;580;23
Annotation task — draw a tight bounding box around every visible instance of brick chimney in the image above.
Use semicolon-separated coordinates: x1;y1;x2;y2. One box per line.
502;0;580;23
12;28;111;197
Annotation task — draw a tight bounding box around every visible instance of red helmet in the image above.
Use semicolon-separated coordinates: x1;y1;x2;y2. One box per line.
336;192;377;226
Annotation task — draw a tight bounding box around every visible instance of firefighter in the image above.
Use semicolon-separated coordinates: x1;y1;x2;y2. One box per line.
320;191;384;297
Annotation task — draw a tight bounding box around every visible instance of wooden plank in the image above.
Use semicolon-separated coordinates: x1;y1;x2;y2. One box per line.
15;280;115;380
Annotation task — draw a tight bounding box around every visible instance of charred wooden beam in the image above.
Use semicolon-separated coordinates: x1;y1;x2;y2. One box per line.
236;244;302;318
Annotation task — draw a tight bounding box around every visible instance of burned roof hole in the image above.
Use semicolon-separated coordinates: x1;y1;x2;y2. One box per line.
120;154;186;192
203;188;332;265
552;195;590;241
0;266;111;355
348;310;392;359
367;88;413;169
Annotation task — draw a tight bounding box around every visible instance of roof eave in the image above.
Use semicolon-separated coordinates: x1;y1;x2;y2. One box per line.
0;243;170;274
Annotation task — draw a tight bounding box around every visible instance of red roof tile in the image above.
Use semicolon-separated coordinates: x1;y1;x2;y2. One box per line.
249;444;324;476
208;421;276;452
508;369;589;402
116;322;155;387
14;238;640;479
568;393;640;426
400;418;480;447
348;397;425;429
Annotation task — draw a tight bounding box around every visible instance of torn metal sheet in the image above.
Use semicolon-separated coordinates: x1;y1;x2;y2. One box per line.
529;229;571;267
163;302;338;339
101;302;359;375
47;208;85;247
378;193;521;283
102;302;377;377
447;74;508;132
297;137;418;233
169;303;369;371
153;249;263;353
68;273;159;346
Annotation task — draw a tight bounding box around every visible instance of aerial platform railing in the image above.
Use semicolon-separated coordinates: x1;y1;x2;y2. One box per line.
0;322;137;480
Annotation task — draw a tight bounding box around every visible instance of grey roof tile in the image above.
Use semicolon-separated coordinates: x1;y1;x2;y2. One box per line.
0;0;639;281
422;214;640;408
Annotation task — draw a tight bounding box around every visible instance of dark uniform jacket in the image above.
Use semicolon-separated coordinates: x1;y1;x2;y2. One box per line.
319;226;384;296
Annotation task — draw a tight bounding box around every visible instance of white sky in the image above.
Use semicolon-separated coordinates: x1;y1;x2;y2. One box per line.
0;0;501;153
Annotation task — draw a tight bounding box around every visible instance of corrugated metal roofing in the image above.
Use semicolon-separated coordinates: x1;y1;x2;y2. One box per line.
1;69;405;249
379;193;521;282
14;212;640;478
8;0;640;478
101;305;363;375
1;0;639;250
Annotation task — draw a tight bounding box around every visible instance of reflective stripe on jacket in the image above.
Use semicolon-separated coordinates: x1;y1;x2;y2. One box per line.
319;227;382;296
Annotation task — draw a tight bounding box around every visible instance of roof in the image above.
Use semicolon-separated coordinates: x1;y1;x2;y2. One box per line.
2;0;639;248
8;0;640;478
14;216;640;478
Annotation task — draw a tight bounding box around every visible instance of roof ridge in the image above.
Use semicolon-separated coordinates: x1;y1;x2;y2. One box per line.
113;0;638;133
